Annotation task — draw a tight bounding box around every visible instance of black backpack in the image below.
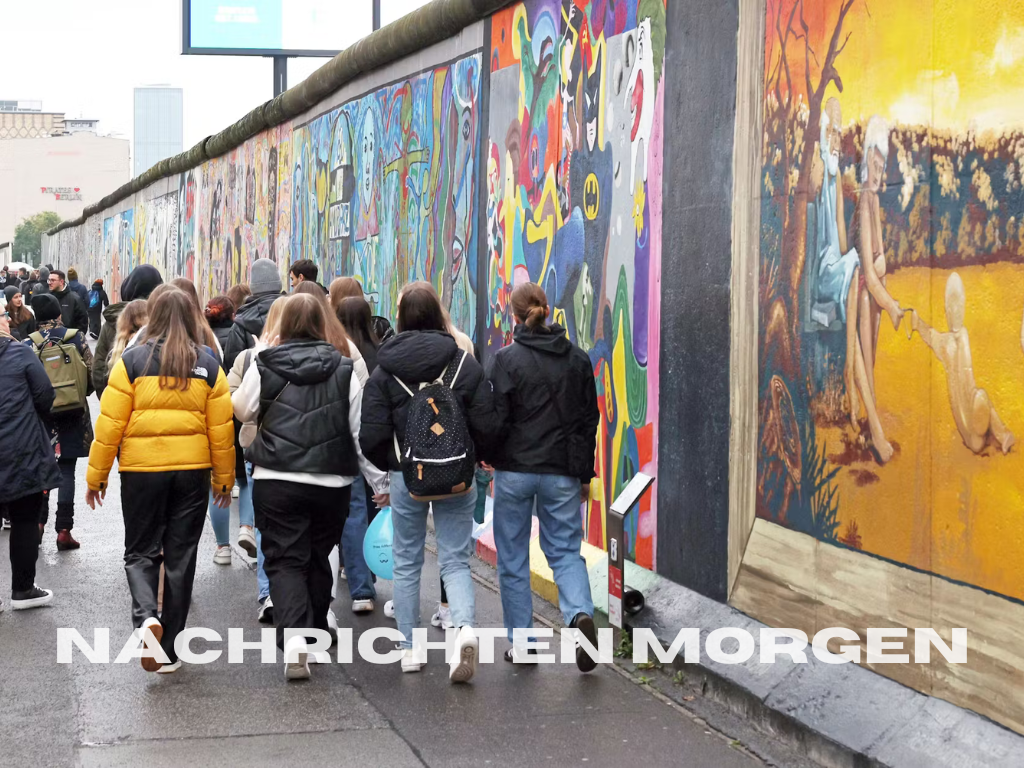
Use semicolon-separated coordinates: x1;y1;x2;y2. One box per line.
393;351;475;501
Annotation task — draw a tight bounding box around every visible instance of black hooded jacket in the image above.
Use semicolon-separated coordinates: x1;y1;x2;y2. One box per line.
50;284;89;334
244;339;359;477
93;264;164;397
223;292;281;371
485;324;599;482
0;336;62;499
359;330;497;473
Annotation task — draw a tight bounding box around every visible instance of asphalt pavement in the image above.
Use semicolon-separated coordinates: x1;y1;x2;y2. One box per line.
0;392;761;768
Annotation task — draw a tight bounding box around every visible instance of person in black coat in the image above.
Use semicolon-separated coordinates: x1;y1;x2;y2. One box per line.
0;308;60;610
484;282;601;670
87;279;109;338
27;294;94;550
67;268;89;305
46;269;90;334
359;282;497;680
223;258;283;371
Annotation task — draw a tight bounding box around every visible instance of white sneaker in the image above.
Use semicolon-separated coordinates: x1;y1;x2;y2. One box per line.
237;526;257;558
383;600;395;619
327;608;339;631
449;626;479;684
351;599;374;614
401;647;426;673
430;603;453;630
231;485;240;499
284;638;311;680
1;518;10;530
213;545;232;565
156;660;182;674
339;567;347;581
257;597;274;624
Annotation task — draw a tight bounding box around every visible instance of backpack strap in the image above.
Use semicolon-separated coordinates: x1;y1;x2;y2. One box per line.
62;329;78;344
393;375;416;397
28;331;45;347
443;351;468;390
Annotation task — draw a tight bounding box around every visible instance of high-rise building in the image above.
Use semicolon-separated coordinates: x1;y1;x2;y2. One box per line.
133;86;183;177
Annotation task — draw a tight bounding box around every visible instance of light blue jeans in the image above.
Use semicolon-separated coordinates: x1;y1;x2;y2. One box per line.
492;471;594;642
340;478;375;600
390;471;476;649
256;528;270;602
208;462;254;546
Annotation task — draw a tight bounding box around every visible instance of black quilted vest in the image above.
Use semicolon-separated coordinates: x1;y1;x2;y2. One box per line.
245;339;359;476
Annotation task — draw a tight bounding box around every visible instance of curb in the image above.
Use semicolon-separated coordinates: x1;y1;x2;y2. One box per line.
474;517;1024;768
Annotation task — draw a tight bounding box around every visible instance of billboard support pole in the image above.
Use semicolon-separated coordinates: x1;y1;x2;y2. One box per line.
373;0;381;31
273;56;288;97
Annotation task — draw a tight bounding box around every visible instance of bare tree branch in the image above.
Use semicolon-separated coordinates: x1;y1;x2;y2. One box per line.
835;30;853;58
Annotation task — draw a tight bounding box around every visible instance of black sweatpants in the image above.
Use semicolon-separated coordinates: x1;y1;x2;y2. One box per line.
253;479;351;650
121;470;209;664
7;493;44;593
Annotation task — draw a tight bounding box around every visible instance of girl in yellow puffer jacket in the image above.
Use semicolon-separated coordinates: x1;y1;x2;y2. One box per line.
85;287;235;674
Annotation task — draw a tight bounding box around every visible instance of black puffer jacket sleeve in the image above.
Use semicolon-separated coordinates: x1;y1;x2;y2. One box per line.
359;369;395;473
459;355;500;460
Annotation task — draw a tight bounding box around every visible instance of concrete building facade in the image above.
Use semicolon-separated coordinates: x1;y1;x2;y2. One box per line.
0;132;130;248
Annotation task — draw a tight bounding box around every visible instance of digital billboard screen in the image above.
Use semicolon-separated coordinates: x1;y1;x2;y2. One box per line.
182;1;372;57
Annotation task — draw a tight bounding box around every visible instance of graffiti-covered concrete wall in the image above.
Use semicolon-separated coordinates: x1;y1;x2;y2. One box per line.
483;0;666;570
730;0;1024;735
47;1;668;566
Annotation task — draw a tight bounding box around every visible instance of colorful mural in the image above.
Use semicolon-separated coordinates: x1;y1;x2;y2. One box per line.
48;7;665;569
485;0;667;569
759;0;1024;601
290;55;482;334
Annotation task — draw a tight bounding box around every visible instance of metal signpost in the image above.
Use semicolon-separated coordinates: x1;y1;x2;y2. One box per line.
606;472;655;629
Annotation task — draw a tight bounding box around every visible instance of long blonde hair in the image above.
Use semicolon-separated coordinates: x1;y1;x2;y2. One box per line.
139;288;202;390
108;300;149;370
259;295;288;345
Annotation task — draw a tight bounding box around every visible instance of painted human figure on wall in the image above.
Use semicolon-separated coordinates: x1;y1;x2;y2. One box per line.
852;116;904;463
910;274;1014;454
356;109;380;241
626;17;654;185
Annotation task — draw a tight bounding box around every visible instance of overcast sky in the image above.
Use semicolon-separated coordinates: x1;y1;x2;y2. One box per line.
0;0;431;157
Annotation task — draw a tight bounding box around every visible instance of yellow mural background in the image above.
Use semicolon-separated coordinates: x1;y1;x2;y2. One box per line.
820;263;1024;600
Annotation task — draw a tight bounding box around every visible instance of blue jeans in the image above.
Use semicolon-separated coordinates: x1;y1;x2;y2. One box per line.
208;462;254;547
492;471;594;642
256;528;270;602
390;471;476;649
340;478;375;600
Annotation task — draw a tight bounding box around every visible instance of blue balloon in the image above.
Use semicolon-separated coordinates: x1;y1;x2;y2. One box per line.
363;506;394;580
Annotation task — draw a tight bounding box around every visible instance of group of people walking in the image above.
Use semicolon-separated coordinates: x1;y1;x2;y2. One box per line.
1;257;601;687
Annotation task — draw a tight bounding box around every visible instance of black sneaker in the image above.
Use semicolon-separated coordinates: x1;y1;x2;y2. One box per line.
11;585;54;610
503;647;539;663
570;613;598;673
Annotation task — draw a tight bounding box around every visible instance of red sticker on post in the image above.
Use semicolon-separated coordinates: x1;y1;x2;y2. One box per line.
608;565;623;628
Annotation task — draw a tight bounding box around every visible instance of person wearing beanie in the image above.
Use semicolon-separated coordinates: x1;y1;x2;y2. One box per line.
28;267;50;300
66;268;89;305
5;286;36;340
87;278;109;338
223;258;283;370
25;293;95;551
93;264;164;397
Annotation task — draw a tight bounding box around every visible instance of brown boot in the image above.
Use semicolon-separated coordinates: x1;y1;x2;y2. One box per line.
56;529;80;551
